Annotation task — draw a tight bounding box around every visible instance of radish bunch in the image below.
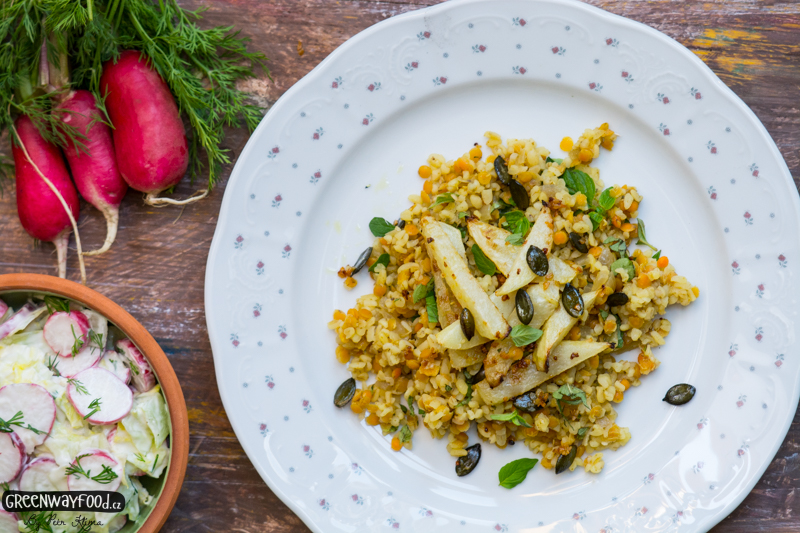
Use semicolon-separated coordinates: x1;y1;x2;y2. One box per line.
12;50;198;282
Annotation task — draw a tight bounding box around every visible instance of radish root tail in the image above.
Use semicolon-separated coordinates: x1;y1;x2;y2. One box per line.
144;188;209;207
54;230;69;278
83;204;119;256
10;120;88;285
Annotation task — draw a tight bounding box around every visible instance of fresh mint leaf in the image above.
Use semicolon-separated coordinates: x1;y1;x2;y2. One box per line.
432;193;455;207
489;409;533;428
546;157;563;164
588;211;604;232
398;425;412;443
510;324;543;347
612;313;624;348
471;245;497;276
426;295;439;325
636;219;657;251
458;211;469;219
412;284;429;303
576;427;589;438
599;310;609;321
503;211;531;236
457;383;473;407
653;250;662;260
399;404;408;414
562;168;596;204
369;217;395;237
610;257;635;281
369;253;390;273
491;198;516;215
552;384;589;416
505;233;524;246
498;458;539;489
596;187;615;212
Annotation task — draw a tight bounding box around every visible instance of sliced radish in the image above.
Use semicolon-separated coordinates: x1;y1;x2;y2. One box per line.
0;510;18;532
44;310;90;357
99;350;131;384
0;383;56;453
0;300;8;323
108;514;127;533
0;304;46;341
82;309;108;350
67;449;122;492
18;456;58;491
67;367;133;425
53;344;103;378
116;339;155;392
0;432;24;483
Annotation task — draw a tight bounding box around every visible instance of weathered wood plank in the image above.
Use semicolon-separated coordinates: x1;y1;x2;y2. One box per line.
1;1;798;531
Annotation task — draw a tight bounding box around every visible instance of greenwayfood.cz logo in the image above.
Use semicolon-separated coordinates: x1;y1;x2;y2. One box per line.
3;490;125;512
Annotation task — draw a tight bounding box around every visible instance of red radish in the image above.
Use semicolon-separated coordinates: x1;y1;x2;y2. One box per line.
43;310;90;357
66;449;122;492
0;383;56;453
54;344;103;378
12;114;84;280
99;350;131;384
116;339;155;392
101;51;202;206
0;300;8;323
0;303;46;341
56;90;128;256
19;456;58;491
0;510;18;532
67;367;133;425
0;432;24;483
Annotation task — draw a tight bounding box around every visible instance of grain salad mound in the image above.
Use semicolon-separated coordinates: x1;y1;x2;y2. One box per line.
329;125;698;477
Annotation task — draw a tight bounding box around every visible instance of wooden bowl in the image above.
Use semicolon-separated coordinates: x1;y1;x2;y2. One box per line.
0;273;188;533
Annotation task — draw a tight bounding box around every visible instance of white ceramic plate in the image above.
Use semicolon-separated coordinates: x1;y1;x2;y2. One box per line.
204;0;800;531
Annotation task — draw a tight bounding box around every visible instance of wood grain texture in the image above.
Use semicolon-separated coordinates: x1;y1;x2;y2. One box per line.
0;1;798;531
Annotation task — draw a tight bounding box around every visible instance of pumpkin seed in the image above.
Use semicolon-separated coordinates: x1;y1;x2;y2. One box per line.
663;384;696;405
562;284;584;318
334;377;356;407
509;180;530;211
526;246;549;277
494;155;510;185
396;219;406;230
455;443;481;476
515;290;534;325
512;392;538;413
466;366;485;385
351;247;373;275
569;232;588;254
460;308;475;340
606;292;629;307
555;445;577;474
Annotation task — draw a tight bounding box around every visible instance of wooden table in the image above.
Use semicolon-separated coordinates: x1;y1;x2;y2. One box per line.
1;0;798;531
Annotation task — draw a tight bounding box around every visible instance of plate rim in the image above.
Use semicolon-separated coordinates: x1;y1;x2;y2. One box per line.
204;0;800;531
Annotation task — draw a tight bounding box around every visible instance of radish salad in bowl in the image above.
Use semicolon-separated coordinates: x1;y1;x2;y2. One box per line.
0;293;170;533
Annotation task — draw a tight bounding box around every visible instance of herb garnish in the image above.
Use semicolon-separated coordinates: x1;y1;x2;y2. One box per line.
431;193;455;207
0;411;46;435
65;454;119;484
46;356;60;376
43;296;71;315
457;383;473;407
70;325;85;357
498;458;538;489
84;398;102;420
509;324;543;347
501;210;530;246
471;245;497;276
426;294;439;325
398;425;412;443
552;384;589;417
368;253;390;273
489;409;532;428
412;279;435;303
67;379;89;395
637;219;662;260
368;217;396;237
610;257;635;281
562;168;596;203
87;329;104;351
577;426;589;438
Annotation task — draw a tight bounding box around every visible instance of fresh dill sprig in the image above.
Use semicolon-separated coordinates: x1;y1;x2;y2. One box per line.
0;410;47;435
43;295;71;314
70;324;84;357
64;454;118;484
87;329;104;351
67;378;88;395
84;398;101;419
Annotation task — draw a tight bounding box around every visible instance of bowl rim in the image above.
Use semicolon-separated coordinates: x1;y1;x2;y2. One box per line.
0;273;188;533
